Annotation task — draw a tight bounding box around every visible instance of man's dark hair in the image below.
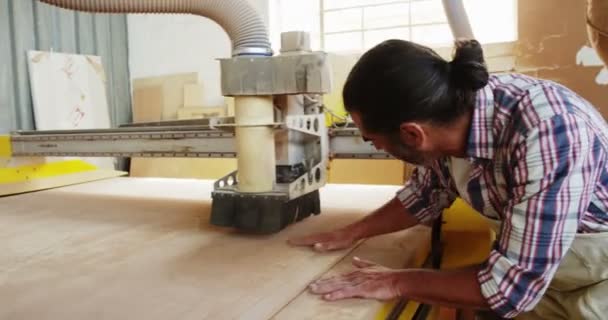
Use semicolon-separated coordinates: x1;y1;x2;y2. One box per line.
343;39;489;133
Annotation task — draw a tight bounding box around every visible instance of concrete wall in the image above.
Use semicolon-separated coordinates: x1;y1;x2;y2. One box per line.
516;0;607;114
127;0;269;107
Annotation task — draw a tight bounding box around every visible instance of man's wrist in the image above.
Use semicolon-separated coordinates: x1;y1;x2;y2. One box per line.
394;270;413;297
341;221;368;241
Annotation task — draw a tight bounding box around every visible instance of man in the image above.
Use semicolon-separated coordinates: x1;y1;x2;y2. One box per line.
289;39;608;319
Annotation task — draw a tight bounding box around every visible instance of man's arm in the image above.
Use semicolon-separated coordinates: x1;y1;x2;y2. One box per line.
288;197;419;251
311;113;598;318
350;196;421;238
289;165;452;251
310;257;488;310
398;267;487;309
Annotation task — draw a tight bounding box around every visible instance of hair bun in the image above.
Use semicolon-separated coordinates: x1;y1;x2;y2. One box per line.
449;39;489;91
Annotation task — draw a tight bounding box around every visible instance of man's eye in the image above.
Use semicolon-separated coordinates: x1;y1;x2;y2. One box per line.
362;137;370;142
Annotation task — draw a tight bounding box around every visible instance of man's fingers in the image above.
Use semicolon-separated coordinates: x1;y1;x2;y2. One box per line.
313;270;359;285
309;279;355;294
322;285;364;301
313;239;350;252
352;256;378;268
288;233;331;246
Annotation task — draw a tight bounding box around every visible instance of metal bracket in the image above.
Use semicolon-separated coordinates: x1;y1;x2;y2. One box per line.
287;161;326;199
284;114;323;137
214;170;239;189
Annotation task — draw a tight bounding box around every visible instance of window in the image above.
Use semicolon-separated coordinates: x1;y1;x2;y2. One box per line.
269;0;517;53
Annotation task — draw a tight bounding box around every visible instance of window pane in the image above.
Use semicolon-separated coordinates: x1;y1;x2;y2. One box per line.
464;0;517;44
324;0;403;10
364;27;410;49
410;0;447;25
364;3;410;29
270;0;322;52
324;8;362;33
279;0;321;33
324;32;362;52
411;24;453;46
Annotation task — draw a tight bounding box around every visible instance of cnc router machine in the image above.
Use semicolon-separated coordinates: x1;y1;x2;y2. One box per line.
2;0;482;234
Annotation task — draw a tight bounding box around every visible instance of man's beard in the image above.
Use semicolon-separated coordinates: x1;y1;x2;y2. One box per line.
387;134;437;166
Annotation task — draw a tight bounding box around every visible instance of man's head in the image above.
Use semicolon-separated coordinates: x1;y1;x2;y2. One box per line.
343;39;489;165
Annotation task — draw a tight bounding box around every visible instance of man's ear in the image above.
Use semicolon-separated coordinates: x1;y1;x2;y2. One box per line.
399;122;425;147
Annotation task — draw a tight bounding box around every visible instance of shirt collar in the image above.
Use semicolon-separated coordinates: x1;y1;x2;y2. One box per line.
465;82;496;160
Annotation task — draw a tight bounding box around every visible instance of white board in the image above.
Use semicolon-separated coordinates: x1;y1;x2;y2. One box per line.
27;50;115;169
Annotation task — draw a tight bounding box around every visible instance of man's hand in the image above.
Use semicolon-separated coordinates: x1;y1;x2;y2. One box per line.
308;257;405;301
310;257;490;312
288;197;420;252
288;228;358;252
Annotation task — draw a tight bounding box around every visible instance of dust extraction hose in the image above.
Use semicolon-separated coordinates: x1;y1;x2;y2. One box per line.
442;0;475;39
38;0;273;57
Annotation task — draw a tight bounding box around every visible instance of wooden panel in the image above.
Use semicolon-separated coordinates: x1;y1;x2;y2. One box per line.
129;73;234;179
177;106;226;119
132;73;199;121
183;84;205;107
1;2;130;132
0;178;422;320
274;225;430;320
27;50;114;169
133;85;163;122
129;158;237;180
328;159;405;185
0;169;125;196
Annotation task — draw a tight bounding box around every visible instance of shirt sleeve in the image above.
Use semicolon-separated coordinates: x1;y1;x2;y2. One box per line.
478;115;598;318
396;163;455;223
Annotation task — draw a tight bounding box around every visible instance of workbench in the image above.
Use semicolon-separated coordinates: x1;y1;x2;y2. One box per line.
0;177;430;320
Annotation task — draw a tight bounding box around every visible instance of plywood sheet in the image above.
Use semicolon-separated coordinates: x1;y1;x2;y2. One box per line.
177;106;226;120
27;50;115;169
0;178;423;320
328;159;405;185
274;225;430;320
130;73;235;179
183;84;205;107
132;73;198;121
129;158;237;180
0;169;125;196
132;85;163;122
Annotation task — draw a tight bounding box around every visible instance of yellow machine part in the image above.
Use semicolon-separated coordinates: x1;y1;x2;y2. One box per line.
0;159;98;184
0;135;11;157
375;199;494;320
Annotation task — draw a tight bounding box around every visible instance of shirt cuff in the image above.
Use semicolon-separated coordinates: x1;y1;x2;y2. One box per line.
477;251;528;318
396;186;443;223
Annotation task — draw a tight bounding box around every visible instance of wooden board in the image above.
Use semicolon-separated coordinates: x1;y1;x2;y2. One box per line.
0;178;428;320
131;73;198;121
129;158;237;180
273;225;430;320
27;50;115;170
328;159;406;185
130;73;236;180
132;85;163;122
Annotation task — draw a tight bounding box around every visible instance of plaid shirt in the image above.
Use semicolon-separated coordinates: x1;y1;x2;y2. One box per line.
397;73;608;318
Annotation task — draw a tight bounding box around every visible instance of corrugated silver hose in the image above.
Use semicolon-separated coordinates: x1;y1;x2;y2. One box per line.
442;0;474;39
38;0;273;57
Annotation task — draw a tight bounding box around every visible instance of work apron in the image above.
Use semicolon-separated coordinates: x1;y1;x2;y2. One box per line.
448;157;608;319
